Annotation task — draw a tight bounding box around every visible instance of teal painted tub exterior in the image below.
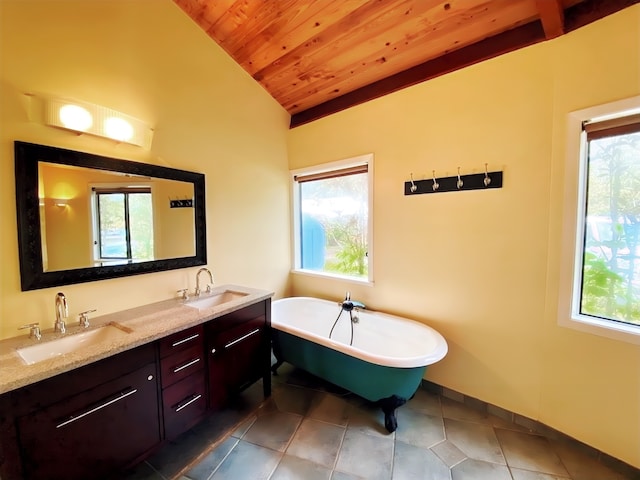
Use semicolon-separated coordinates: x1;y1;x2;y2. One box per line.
273;330;426;402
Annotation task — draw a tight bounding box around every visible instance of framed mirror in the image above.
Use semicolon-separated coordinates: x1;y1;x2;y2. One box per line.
14;141;206;291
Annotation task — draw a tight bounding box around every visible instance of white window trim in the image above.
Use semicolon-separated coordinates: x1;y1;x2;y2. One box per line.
291;153;374;285
558;96;640;344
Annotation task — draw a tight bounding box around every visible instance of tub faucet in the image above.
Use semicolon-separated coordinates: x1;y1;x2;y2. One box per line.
340;292;365;312
54;292;68;334
195;268;214;297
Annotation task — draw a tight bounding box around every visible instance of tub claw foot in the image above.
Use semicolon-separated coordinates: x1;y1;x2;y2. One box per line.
379;395;407;433
271;359;283;375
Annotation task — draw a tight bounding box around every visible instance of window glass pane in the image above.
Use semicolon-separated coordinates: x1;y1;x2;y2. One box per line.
581;130;640;325
300;172;368;278
98;193;127;259
129;193;154;261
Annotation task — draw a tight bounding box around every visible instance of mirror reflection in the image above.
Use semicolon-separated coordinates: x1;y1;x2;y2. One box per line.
15;141;206;291
38;162;196;272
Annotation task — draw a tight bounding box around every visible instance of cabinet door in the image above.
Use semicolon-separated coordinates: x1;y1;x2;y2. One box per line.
17;362;160;480
208;317;265;410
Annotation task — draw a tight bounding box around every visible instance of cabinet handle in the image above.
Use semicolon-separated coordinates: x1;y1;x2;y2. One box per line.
55;387;138;429
174;393;202;412
224;328;260;349
171;333;200;347
172;357;201;373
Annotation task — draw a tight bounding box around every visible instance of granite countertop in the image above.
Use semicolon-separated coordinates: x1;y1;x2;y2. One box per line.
0;284;273;395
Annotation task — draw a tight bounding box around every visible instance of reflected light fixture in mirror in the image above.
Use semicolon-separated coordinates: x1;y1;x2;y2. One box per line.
44;97;153;149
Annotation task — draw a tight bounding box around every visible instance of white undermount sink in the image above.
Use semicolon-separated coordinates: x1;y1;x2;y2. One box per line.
185;290;248;311
16;324;130;365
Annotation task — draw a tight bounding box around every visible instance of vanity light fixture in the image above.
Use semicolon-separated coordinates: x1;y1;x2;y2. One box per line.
44;97;153;149
52;198;69;208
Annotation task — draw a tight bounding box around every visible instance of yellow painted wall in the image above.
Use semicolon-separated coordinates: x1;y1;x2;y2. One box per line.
287;7;640;468
0;1;291;337
154;178;197;260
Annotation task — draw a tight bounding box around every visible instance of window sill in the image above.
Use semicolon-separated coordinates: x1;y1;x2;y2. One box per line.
559;314;640;345
291;268;374;286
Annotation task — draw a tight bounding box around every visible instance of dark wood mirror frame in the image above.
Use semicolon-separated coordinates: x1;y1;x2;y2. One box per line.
14;141;207;291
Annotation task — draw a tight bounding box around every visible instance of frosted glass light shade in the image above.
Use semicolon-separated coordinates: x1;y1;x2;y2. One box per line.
44;97;152;148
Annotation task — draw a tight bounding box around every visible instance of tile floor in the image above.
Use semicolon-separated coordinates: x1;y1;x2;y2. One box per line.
123;363;639;480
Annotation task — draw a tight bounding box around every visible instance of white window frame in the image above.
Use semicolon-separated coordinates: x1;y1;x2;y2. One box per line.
558;96;640;344
291;154;374;285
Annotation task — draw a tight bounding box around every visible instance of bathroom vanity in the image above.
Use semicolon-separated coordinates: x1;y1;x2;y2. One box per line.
0;286;272;480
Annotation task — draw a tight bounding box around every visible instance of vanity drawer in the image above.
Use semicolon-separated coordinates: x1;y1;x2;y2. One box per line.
162;373;206;439
160;343;204;389
159;324;203;358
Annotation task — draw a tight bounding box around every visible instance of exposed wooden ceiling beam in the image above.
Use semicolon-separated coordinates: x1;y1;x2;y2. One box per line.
290;21;546;128
536;0;564;39
290;0;640;128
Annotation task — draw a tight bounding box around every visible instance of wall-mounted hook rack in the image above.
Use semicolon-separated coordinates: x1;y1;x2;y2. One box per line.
404;169;503;196
169;198;194;208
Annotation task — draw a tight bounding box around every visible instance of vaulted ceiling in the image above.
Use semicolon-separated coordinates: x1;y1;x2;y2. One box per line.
173;0;638;127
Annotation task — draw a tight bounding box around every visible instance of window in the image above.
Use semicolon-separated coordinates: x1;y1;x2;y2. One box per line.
291;154;373;283
560;97;640;343
92;186;154;265
579;114;640;326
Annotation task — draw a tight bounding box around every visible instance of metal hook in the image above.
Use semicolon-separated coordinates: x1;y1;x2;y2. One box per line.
410;173;417;193
432;170;439;191
456;167;463;189
484;163;491;187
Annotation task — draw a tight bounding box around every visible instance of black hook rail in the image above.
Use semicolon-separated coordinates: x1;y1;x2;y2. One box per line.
404;171;503;196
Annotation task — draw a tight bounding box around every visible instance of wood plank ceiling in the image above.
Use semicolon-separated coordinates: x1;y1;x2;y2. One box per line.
173;0;638;127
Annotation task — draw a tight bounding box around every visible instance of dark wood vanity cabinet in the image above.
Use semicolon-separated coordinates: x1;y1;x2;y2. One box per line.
0;298;271;480
0;344;161;480
159;324;207;439
206;299;271;410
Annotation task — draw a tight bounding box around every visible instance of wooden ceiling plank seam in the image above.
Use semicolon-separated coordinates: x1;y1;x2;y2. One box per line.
290;20;546;127
535;0;565;38
221;0;309;56
203;0;263;44
234;0;372;72
272;0;540;108
251;0;439;82
257;0;490;94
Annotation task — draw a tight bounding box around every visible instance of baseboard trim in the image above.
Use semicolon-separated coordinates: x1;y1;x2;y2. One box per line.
421;380;639;478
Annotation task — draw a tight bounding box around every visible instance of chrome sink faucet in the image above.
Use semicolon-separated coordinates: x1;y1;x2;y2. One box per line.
54;292;68;334
194;268;214;297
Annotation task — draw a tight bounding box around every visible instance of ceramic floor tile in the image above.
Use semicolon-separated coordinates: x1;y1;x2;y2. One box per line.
210;440;281;480
431;439;468;468
496;429;569;477
270;454;332;480
230;415;256;439
441;397;514;429
346;402;393;438
332;471;366;480
272;383;317;416
286;418;345;468
395;407;446;449
451;458;513;480
405;388;443;417
510;467;571;480
308;392;351;426
444;418;506;465
335;429;394;480
183;437;238;480
241;410;302;451
393;440;451;480
550;439;634;480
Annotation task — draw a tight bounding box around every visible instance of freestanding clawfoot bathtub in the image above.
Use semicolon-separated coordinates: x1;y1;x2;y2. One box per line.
271;296;448;432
